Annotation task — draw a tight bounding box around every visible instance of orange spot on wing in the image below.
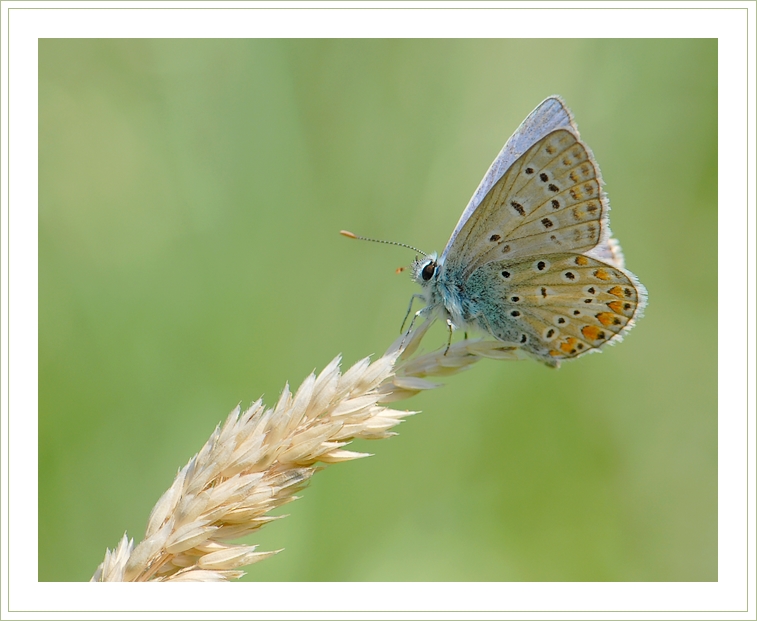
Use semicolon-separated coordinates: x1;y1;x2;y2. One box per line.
593;268;611;281
596;312;617;326
608;286;626;297
581;325;602;340
559;337;578;353
607;301;625;313
574;255;589;266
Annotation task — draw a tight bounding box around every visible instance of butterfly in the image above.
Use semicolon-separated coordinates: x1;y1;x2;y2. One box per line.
407;96;647;367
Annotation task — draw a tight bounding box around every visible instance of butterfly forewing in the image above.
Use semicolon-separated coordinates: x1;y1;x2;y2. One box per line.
467;253;642;364
441;97;577;263
444;130;608;279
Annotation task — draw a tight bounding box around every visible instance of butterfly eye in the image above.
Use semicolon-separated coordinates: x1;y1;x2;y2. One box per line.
421;262;436;281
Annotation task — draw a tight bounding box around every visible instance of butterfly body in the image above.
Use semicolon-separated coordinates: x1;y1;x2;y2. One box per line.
410;96;646;367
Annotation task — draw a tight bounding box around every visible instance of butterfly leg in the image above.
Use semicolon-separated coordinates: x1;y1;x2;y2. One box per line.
399;308;428;349
444;318;454;355
401;293;427;333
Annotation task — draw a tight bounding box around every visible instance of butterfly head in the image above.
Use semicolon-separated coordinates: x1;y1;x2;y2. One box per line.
410;253;440;287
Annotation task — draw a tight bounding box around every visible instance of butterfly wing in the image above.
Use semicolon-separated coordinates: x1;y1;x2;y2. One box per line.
590;236;626;270
440;96;577;266
467;253;646;367
442;126;609;279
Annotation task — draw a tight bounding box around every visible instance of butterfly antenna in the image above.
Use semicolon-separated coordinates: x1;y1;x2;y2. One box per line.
340;230;428;257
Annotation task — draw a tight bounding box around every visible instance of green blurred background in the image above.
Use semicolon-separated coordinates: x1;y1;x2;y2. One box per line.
39;39;716;582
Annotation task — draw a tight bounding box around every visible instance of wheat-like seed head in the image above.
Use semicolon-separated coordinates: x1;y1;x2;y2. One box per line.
91;324;523;581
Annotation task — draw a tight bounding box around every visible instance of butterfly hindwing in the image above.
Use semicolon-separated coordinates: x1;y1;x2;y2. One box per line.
465;253;644;365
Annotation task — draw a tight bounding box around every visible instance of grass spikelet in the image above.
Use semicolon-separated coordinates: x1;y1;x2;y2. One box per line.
92;322;514;581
